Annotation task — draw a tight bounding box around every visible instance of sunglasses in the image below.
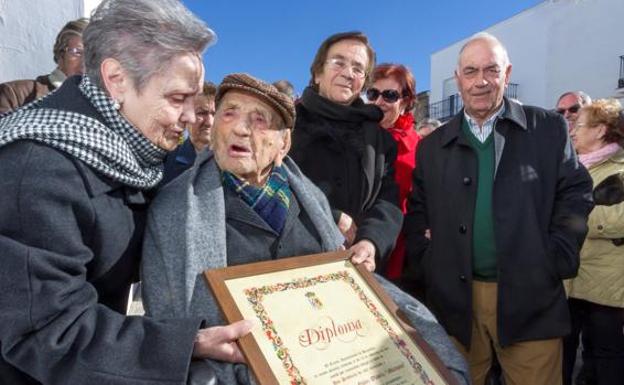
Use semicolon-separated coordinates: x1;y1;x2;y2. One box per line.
366;88;405;103
556;104;581;115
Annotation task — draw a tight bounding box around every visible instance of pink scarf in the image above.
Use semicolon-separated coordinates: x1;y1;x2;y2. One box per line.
579;142;622;169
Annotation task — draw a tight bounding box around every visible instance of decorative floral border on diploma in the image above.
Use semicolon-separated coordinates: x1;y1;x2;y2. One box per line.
244;270;436;385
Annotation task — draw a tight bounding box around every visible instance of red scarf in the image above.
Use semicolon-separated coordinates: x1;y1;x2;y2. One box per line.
384;113;420;279
388;114;418;146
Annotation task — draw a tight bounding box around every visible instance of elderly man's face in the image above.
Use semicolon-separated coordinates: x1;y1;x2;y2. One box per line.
120;53;204;151
58;35;85;77
212;91;291;186
556;94;583;133
455;39;511;124
189;95;216;151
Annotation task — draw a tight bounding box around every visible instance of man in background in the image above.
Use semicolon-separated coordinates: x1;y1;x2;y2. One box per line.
416;118;441;138
161;81;217;186
556;90;592;133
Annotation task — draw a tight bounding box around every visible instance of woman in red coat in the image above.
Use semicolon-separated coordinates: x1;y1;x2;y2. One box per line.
367;63;420;280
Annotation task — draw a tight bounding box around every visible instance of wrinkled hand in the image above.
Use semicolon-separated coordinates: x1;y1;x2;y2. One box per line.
192;319;254;363
349;240;376;272
337;212;357;247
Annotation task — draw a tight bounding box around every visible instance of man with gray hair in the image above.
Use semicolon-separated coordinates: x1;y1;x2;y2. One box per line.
416;118;442;138
405;32;594;385
0;18;89;114
556;90;592;133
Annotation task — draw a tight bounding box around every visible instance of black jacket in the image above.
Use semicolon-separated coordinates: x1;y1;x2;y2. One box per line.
404;98;594;348
291;87;403;261
0;79;201;384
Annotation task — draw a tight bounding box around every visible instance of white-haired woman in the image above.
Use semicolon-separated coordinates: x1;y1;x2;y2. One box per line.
563;99;624;385
0;1;251;384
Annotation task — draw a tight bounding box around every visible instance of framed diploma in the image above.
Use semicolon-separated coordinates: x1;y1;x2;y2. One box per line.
204;250;458;385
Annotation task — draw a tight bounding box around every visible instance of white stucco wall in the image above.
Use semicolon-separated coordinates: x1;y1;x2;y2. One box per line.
430;0;624;109
0;0;100;83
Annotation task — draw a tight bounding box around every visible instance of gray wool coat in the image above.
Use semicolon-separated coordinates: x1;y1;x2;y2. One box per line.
141;152;469;385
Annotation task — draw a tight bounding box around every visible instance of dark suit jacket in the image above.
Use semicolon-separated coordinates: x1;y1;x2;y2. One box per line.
404;98;594;348
161;138;198;187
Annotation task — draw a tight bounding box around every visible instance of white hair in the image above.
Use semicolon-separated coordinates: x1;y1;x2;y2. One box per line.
456;32;511;70
84;0;216;92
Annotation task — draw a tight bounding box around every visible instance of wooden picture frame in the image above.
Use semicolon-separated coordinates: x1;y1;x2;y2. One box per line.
204;250;459;385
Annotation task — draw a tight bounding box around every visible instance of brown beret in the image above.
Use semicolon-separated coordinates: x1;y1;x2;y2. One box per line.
216;73;296;129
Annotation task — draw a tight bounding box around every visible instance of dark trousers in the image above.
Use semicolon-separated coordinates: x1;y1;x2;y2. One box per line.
563;297;624;385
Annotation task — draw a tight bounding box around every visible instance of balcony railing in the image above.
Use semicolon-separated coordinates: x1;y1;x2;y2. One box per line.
619;55;624;89
428;83;519;122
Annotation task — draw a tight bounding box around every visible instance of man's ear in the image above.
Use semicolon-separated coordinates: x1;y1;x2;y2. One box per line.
503;63;513;86
274;129;292;167
100;58;130;103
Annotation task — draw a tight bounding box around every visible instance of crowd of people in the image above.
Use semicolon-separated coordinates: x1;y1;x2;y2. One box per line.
0;1;622;385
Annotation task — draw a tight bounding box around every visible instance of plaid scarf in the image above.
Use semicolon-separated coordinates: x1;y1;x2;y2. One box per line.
222;165;292;234
0;76;166;189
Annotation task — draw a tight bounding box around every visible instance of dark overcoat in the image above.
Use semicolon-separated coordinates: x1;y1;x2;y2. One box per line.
0;80;201;384
404;98;594;348
291;89;403;261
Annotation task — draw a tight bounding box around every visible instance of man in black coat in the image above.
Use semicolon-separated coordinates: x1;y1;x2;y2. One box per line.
404;32;594;385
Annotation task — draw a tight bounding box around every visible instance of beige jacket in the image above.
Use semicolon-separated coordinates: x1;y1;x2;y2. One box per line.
568;149;624;307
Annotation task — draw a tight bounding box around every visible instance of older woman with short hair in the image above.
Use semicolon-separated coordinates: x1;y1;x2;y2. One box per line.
291;31;403;273
0;1;251;384
367;63;420;281
563;98;624;385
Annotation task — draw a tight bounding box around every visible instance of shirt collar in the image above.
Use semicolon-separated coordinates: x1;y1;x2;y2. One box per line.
463;102;506;130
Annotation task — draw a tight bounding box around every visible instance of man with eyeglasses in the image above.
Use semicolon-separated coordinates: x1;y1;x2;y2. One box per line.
0;18;88;114
556;91;593;134
405;32;594;385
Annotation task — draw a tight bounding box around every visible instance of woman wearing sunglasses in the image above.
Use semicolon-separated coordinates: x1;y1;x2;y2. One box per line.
367;63;421;283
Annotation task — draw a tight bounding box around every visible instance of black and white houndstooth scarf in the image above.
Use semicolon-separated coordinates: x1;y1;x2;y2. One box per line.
0;76;166;189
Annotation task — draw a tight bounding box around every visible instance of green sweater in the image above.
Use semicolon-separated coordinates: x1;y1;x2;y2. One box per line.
462;119;497;281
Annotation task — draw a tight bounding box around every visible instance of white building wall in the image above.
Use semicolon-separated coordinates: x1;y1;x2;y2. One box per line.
430;0;624;109
0;0;100;83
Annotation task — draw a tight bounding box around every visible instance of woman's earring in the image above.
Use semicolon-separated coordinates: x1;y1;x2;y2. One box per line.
113;99;122;110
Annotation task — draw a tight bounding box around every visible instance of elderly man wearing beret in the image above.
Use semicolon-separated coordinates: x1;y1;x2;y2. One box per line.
141;73;470;384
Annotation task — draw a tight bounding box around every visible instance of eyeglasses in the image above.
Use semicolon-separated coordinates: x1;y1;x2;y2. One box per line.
556;104;581;115
366;88;404;103
64;47;84;58
326;57;366;79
